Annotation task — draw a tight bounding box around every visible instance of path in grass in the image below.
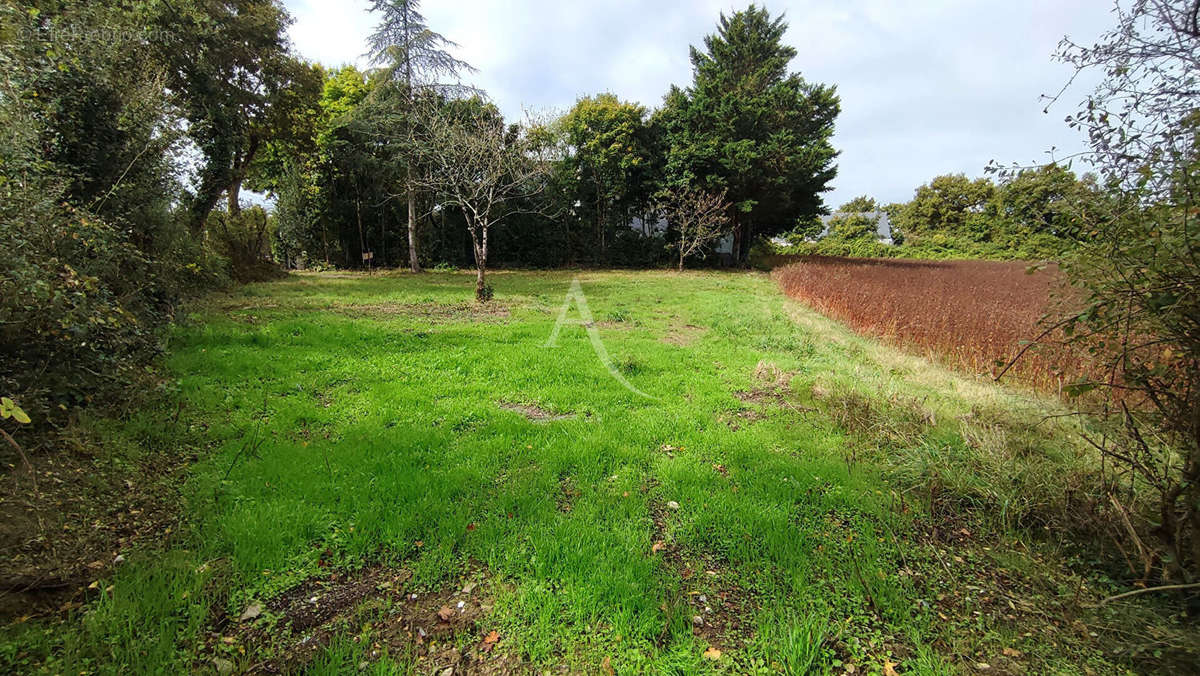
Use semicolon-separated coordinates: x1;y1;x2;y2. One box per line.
9;270;1186;674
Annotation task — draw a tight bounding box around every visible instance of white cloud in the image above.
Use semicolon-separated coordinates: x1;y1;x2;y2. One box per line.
283;0;1112;208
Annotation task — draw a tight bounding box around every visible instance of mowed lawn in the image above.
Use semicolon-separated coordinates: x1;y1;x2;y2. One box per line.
8;270;1190;674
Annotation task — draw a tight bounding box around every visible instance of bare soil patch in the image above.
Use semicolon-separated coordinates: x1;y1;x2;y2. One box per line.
0;431;189;622
661;324;707;347
497;402;575;423
647;499;756;654
224;564;532;674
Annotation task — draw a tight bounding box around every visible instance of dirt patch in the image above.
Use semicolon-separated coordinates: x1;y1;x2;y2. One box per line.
335;302;511;322
647;499;755;654
0;426;190;622
558;475;580;513
661;324;707;347
731;362;813;417
498;402;575;423
718;409;767;431
225;564;533;674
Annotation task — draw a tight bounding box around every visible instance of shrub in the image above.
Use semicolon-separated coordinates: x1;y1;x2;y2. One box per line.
209;207;287;283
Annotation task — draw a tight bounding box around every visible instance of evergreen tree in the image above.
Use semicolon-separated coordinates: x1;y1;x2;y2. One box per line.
659;5;840;263
367;0;476;273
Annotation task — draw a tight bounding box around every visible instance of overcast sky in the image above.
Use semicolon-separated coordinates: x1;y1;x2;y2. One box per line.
282;0;1113;209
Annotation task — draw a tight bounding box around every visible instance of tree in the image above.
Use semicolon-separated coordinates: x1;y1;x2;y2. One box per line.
992;164;1096;243
825;213;879;242
839;195;879;213
1;2;222;419
658;187;731;271
142;0;305;234
368;0;476;273
659;4;840;264
560;94;659;260
225;56;323;216
891;174;996;244
414;98;551;300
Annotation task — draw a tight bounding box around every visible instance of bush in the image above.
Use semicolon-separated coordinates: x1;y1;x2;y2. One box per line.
209;207;287;283
0;176;226;421
0;5;227;425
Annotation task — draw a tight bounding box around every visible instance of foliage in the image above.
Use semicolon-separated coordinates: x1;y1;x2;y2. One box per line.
1030;0;1200;585
839;195;879;213
825;213;880;243
890;174;996;245
141;0;309;232
0;3;226;423
0;397;30;426
874;167;1101;259
209;206;285;282
559;94;661;262
657;4;840;263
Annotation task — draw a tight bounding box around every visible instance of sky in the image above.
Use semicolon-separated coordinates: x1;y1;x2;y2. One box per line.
283;0;1114;209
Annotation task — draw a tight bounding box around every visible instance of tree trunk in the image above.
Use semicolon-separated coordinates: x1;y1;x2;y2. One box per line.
731;217;743;266
407;178;421;272
472;227;489;302
227;176;243;217
679;249;685;272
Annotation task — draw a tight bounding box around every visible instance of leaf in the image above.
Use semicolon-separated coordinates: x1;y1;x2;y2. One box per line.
239;603;263;622
483;630;499;644
651;541;665;553
883;660;899;676
702;646;722;661
601;656;614;675
437;606;454;621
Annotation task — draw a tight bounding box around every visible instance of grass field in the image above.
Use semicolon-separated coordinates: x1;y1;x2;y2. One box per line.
3;270;1196;674
773;257;1087;392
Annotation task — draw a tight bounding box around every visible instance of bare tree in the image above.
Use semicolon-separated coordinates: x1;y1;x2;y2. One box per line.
413;100;551;301
368;0;476;273
658;186;731;271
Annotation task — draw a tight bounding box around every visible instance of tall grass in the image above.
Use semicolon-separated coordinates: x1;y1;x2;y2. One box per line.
773;256;1089;392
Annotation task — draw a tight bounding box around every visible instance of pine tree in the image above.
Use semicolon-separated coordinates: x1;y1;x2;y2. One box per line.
367;0;476;273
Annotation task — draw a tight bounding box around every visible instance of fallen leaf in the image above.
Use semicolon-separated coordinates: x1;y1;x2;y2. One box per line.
883;659;899;676
466;522;477;531
601;656;614;675
437;606;454;622
702;646;722;661
483;630;499;644
239;603;262;622
1002;647;1022;657
651;541;665;553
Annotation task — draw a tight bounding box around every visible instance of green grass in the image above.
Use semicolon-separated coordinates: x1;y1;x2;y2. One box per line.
3;269;1195;674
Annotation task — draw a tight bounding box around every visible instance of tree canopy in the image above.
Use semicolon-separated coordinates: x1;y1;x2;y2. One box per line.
658;4;840;262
